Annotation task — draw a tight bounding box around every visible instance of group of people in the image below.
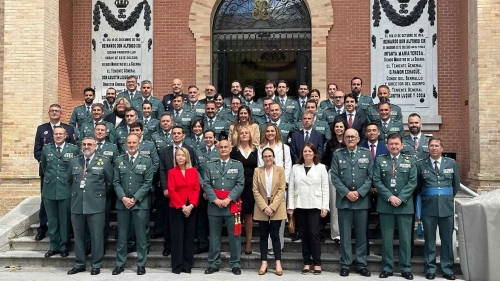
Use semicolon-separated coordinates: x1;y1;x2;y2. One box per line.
33;75;460;280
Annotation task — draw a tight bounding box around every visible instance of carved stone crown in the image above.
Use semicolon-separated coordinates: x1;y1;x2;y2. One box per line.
115;0;129;8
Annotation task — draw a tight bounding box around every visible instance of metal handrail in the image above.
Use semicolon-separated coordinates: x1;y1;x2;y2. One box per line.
459;183;480;198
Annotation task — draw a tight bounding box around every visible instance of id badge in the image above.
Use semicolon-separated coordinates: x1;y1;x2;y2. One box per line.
80;180;85;189
390;179;396;188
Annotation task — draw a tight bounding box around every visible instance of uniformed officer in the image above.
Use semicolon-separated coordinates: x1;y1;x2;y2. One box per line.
372;133;417;280
220;96;241;124
253;97;273;125
78;103;116;147
103;87;117;117
376;101;405;142
171;93;196;138
41;126;79;258
258;102;297;144
67;137;113;275
194;129;219;254
115;108;150;153
185;85;206;119
150;112;174;152
69;87;95;129
416;137;460;281
296;82;310;117
204;101;231;139
366;85;403;122
401;113;431;160
223;80;244;109
116;75;141;102
318;89;345;125
199;85;217;104
130;80;165;120
318;83;340;110
256;80;279;104
350;77;373;117
295;100;332;140
242;85;265;120
202;136;244;275
330;128;372;277
140;100;160;136
112;134;153;276
276;80;300;123
162;78;188;112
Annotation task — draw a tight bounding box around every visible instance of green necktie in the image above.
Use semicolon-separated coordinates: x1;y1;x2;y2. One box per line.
434;160;439;173
350;151;355;159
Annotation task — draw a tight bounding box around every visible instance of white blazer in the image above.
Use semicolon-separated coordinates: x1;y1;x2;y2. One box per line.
288;163;329;211
257;142;292;184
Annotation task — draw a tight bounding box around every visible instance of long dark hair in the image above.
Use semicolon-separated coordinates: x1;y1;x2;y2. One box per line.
297;142;320;165
329;119;348;149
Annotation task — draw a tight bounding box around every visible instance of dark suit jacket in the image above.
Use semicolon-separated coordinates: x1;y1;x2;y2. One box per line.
159;144;196;191
290;129;325;164
167;167;200;208
104;111;127;128
360;140;389;161
34;122;77;176
162;93;188;112
334;112;368;143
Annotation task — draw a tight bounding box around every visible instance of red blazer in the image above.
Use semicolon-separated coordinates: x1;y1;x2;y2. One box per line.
167;166;200;209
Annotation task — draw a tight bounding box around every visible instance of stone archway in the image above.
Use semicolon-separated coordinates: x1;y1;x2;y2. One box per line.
188;0;334;91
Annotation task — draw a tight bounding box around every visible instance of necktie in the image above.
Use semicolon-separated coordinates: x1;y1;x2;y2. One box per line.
84;158;90;178
175;146;179;152
337;109;341;114
86;106;90;115
304;131;310;143
175;111;180;117
370;144;375;160
130;93;134;100
196;137;200;144
413;136;419;152
191;103;195;109
144;98;149;103
383;122;388;128
129;155;134;165
348;114;353;128
301;100;305;107
57;146;61;155
208;147;211;153
281;99;285;105
222;161;226;170
144;118;148;124
97;142;102;151
434;160;439;173
350;151;355;159
208;119;213;127
392;157;397;177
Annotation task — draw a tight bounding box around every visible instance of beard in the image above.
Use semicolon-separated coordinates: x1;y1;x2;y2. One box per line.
106;97;116;104
410;126;421;134
351;88;360;96
81;148;94;158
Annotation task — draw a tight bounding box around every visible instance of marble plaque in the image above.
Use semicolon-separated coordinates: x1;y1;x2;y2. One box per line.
371;0;440;127
91;0;153;103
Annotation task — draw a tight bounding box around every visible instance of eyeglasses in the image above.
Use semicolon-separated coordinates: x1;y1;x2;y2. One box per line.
344;135;358;139
49;109;61;113
334;96;343;99
125;115;136;117
206;89;215;91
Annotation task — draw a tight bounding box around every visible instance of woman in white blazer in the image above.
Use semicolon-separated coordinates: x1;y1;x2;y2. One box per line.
257;123;292;252
287;143;329;275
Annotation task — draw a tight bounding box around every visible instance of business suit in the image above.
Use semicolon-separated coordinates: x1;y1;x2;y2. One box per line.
34;122;77;236
168;167;200;273
162;93;188;112
131;96;165;120
376;119;405;143
202;159;244;270
41;143;79;252
117;90;142;102
330;147;373;271
159;144;196;253
373;154;417;274
113;154;153;268
67;154;113;270
416;157;460;276
288;163;329;266
252;166;287;261
334;112;368;143
290;129;325;164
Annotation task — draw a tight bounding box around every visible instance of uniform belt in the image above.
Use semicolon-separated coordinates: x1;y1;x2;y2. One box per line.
416;187;453;219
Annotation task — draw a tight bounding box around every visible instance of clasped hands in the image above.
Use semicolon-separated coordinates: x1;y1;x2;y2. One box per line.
122;197;136;209
214;198;231;209
263;207;274;217
389;195;402;207
346;191;360;202
182;204;194;217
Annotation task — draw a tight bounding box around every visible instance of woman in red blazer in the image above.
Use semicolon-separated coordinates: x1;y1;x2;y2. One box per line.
167;147;200;274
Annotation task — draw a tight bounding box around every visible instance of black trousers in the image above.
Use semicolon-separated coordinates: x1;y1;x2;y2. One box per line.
163;197;171;250
37;177;48;234
295;208;322;266
258;220;282;261
169;206;197;273
196;192;209;250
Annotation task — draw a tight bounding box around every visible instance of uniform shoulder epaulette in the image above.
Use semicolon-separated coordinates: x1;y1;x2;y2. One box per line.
67;143;77;148
359;147;370;151
393;119;403;123
207;159;219;163
443;156;456;162
43;142;54;147
98;155;111;160
107;142;118;147
334;147;345;152
70;154;81;160
117;153;128;158
142;140;153;144
417;158;426;162
378;153;389;157
230;159;241;163
138;154;151;159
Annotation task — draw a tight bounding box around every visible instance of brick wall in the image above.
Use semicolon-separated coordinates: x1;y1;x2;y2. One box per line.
58;0;74;119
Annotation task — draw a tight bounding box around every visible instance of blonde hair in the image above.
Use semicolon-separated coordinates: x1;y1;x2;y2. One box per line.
114;97;131;111
235;126;256;151
259;123;283;149
174;147;192;169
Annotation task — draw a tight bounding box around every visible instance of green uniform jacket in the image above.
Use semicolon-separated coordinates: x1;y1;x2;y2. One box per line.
69;105;92;129
113;154;153;210
172;110;196;138
401;134;431;160
220;111;238;124
204;118;231;140
223;95;244;109
247;101;265;120
95;141;119;165
202;159;244;216
416;157;460;217
319;99;336;110
117;90;142;102
150;131;173;154
366;103;403;123
121;140;159;173
184;101;206;120
115;126;150;153
41;143;80;200
78;120;116;147
103;101;115;117
196;146;220;182
184;135;205;152
140;118;159;140
330;147;373;209
317;108;339;126
278;98;300;123
372;154;417;214
376;119;405;142
295;119;332;140
356;95;374;118
67;155;113;214
131;96;165;120
258;120;297;144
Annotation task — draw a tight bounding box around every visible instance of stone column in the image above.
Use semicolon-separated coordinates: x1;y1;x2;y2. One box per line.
0;0;59;215
468;0;500;192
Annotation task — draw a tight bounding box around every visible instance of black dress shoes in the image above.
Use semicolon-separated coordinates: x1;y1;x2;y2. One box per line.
60;250;69;257
67;267;85;275
137;266;146;275
44;250;60;257
402;272;414;280
204;267;219;274
443;274;456;280
112;266;124;275
162;249;171;256
150;233;163;239
91;268;100;275
425;273;436;280
379;271;393;278
194;248;208;254
356;268;371;277
181;268;192;273
339;268;350;277
35;232;46;241
232;267;241;275
291;232;301;242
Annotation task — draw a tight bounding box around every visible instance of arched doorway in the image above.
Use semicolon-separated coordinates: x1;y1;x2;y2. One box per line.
212;0;311;99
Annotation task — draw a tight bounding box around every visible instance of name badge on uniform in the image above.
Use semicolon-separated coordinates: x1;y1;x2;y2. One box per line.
286;105;295;109
103;151;113;156
358;158;369;164
196;108;204;113
215;127;224;130
80;180;85;189
64;153;73;158
399;163;411;168
181;118;191;122
136;164;147;170
390;178;396;188
228;169;238;174
140;151;150;155
316;127;325;130
443;168;454;173
389;127;400;132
